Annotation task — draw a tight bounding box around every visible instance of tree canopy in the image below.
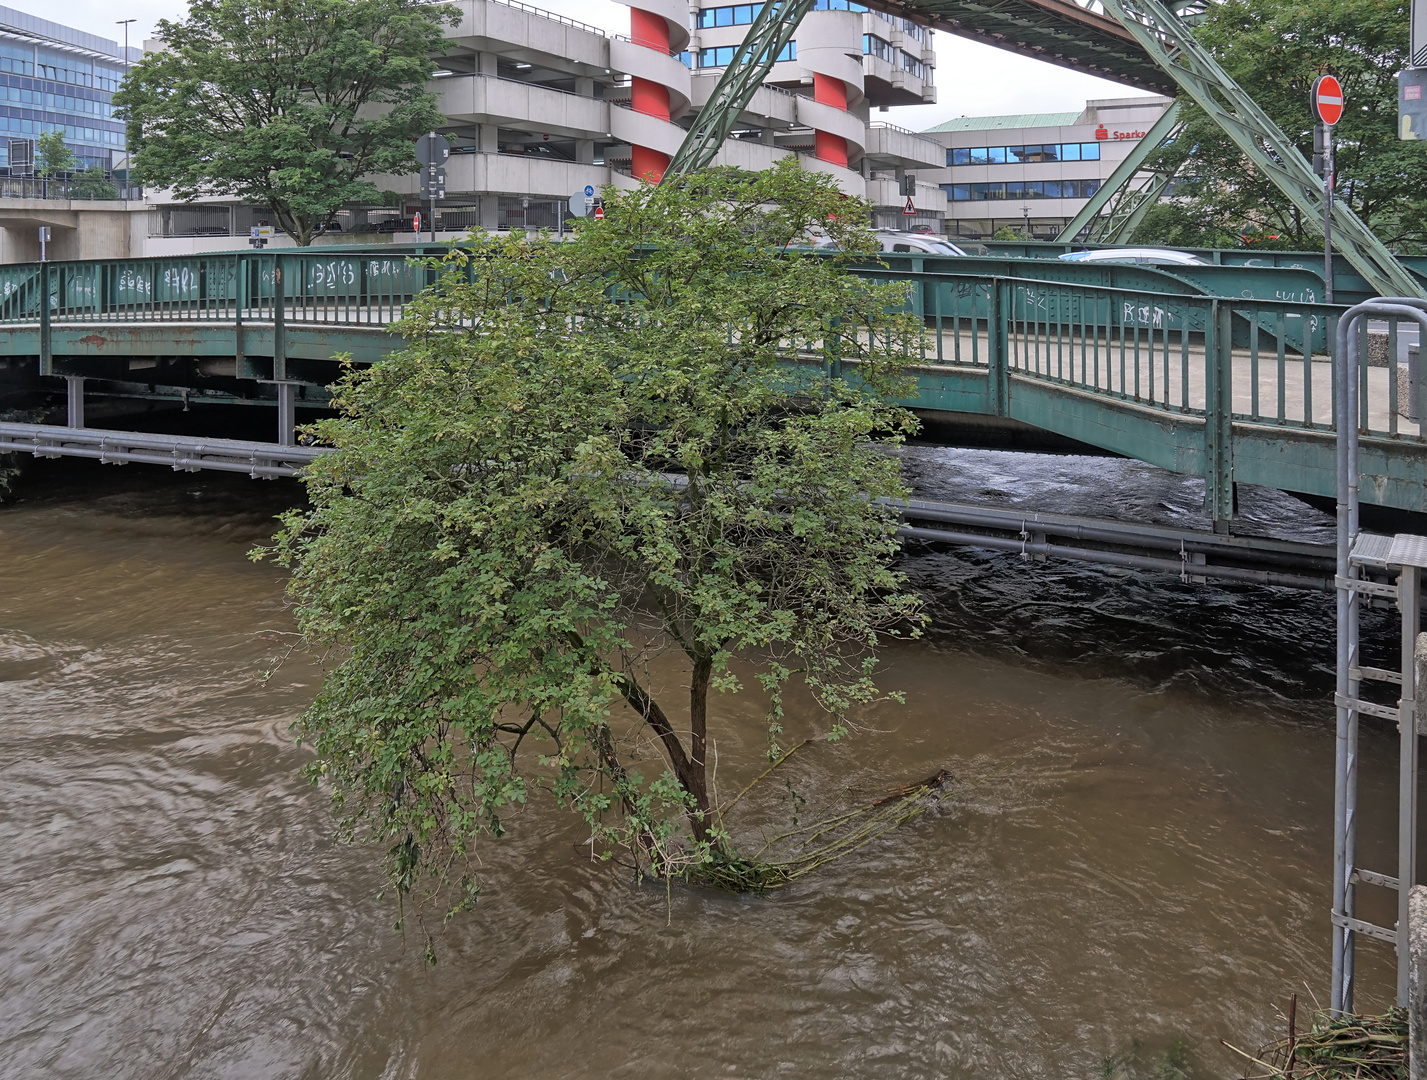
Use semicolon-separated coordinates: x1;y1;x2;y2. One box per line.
263;162;930;950
1133;0;1427;251
115;0;456;245
35;131;74;179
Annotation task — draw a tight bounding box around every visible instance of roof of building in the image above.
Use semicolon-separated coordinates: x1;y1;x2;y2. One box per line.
0;4;136;63
922;111;1084;133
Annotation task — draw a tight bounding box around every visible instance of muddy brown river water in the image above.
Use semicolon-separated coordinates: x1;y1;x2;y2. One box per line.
0;449;1410;1078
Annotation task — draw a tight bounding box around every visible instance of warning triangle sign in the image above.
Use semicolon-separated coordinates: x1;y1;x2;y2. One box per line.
903;196;916;216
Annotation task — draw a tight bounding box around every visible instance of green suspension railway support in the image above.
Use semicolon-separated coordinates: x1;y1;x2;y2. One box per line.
1056;100;1184;244
1098;0;1424;299
664;0;817;179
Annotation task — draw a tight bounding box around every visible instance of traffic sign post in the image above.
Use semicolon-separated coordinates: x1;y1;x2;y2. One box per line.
1311;75;1343;303
414;132;450;242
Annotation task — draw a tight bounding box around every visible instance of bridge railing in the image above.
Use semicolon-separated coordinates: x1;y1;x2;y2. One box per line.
860;269;1420;443
6;252;438;329
9;250;1423;445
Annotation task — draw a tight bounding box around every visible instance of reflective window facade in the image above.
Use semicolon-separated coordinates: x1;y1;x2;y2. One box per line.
947;142;1102;166
0;13;129;173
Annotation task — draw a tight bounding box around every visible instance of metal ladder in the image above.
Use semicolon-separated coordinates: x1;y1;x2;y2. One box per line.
1332;299;1427;1012
1333;531;1424;1012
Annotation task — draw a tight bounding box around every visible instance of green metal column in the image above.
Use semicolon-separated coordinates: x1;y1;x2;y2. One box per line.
990;278;1009;416
1056;101;1183;244
1204;299;1234;529
1100;0;1425;300
664;0;817;179
38;261;51;377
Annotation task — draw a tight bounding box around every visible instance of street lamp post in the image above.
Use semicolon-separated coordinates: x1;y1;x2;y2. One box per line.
116;19;135;69
115;20;136;198
1021;204;1031;239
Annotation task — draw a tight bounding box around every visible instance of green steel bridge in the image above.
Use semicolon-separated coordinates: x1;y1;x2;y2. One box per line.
0;246;1424;534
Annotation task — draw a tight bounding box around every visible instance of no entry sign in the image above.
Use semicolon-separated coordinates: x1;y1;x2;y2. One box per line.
1312;74;1344;126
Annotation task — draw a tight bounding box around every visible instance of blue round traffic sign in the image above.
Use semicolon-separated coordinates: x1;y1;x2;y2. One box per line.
584;185;594;197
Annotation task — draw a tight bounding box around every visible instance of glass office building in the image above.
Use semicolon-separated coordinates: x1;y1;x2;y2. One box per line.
0;6;133;174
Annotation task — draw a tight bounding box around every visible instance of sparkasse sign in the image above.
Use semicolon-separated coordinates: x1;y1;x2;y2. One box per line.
1094;124;1148;141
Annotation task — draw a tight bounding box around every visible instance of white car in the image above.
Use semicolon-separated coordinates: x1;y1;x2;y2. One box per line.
1058;247;1208;266
817;232;968;257
878;231;968;257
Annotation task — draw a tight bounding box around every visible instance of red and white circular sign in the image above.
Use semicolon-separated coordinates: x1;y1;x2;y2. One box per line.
1312;74;1344;126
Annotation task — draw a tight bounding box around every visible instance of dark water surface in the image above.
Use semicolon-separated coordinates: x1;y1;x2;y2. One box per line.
0;452;1404;1078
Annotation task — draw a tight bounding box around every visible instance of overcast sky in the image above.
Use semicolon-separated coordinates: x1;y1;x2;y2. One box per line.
48;0;1158;126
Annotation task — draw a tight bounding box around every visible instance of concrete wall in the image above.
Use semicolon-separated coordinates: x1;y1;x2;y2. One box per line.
0;201;147;261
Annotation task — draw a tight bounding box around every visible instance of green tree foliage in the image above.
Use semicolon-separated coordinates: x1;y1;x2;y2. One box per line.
1133;0;1427;251
35;130;74;178
263;162;926;938
114;0;456;245
70;166;118;201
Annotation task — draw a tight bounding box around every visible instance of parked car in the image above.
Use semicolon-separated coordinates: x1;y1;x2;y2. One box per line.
817;231;968;257
1057;247;1208;266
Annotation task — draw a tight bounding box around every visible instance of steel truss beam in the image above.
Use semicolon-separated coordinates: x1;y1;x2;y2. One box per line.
1099;0;1424;299
1056;100;1183;243
665;0;817;179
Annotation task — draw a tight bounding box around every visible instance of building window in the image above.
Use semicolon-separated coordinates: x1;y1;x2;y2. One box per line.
812;0;869;10
947;141;1101;166
863;34;892;62
943;179;1102;201
899;51;924;79
698;41;793;67
696;3;767;27
900;19;926;42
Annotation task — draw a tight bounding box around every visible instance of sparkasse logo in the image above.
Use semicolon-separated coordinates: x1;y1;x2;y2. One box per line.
1095;124;1146;141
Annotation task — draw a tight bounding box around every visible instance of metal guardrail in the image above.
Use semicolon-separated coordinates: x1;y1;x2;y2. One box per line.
0;423;326;478
0;177;139;201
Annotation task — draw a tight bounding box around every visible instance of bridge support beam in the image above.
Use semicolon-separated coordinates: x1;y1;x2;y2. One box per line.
1056;101;1183;244
664;0;816;178
1100;0;1423;300
1205;300;1234;531
65;375;84;429
277;382;296;447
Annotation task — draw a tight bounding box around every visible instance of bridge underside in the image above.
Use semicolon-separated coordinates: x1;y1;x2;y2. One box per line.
892;0;1174;93
5;324;1426;522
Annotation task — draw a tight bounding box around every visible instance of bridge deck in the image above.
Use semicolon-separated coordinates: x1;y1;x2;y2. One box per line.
2;255;1423;520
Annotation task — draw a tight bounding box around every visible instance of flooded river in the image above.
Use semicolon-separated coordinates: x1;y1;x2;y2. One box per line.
0;449;1408;1078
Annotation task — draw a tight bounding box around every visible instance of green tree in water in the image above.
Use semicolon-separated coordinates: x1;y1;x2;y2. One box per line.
114;0;455;245
264;162;929;946
1132;0;1427;251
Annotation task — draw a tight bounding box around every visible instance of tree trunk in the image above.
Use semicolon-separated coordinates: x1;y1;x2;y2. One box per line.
687;654;713;845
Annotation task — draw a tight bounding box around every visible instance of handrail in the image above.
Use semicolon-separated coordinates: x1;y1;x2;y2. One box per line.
483;0;605;36
867;121;935;140
441;69;609;101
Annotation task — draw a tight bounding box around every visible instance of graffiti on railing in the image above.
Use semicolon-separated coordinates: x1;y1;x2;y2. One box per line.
1122;300;1182;330
306;259;359;292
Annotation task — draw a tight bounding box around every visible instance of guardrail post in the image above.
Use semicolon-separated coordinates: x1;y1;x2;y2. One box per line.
990;277;1008;417
1205;299;1234;532
38;261;51;377
65;375;83;428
